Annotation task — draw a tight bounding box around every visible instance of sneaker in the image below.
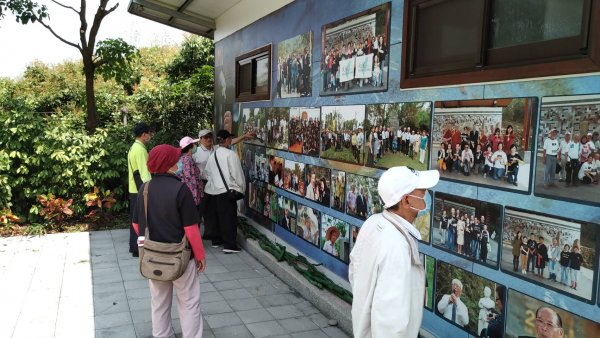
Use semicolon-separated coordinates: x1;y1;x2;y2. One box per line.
223;247;242;254
211;242;224;248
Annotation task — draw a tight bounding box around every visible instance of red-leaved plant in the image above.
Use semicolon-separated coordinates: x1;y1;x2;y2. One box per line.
37;194;74;226
84;187;117;222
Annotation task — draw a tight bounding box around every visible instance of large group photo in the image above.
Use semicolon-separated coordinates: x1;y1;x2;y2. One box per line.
534;94;600;205
365;102;431;170
431;98;537;192
345;173;382;221
304;165;331;206
501;208;598;301
296;204;321;246
321;3;391;95
241;107;268;146
288;107;321;156
283;160;306;196
320;105;366;164
435;261;506;337
277;31;312;98
265;107;290;150
330;169;346;212
320;214;350;263
432;192;502;267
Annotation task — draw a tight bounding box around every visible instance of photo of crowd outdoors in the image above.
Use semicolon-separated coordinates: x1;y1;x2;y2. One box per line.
277;31;312;98
330;169;346;212
288;107;321;156
268;155;285;188
265;107;290;150
365;102;431;170
344;173;383;221
435;261;506;338
263;186;278;222
296;204;321;247
505;289;600;338
320;214;351;263
255;152;269;183
277;195;297;233
431;98;537;192
422;254;435;310
501;208;597;301
321;3;390;95
534;94;600;205
432;192;502;267
304;165;331;206
283;160;306;196
241;107;268;146
248;182;265;214
320;105;366;164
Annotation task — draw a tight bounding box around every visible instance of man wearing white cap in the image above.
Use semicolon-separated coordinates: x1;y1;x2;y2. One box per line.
349;166;439;337
437;278;469;327
558;131;571;182
542;128;560;188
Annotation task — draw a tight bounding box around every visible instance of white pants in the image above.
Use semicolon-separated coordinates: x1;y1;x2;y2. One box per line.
149;260;203;338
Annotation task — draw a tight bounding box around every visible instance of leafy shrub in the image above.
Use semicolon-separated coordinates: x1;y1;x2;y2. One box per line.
84;186;117;223
37;193;74;226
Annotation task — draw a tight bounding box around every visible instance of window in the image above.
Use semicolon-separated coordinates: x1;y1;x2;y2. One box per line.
236;45;271;102
401;0;599;88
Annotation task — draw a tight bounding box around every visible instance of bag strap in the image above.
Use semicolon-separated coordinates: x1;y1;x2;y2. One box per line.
213;148;230;191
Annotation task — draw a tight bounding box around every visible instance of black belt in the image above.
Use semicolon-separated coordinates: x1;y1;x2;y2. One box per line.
547;154;557;157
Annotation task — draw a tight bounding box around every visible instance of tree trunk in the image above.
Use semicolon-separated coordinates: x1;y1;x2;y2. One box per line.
83;57;98;133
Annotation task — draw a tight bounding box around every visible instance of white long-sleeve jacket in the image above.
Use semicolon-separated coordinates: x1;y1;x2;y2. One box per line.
204;146;246;195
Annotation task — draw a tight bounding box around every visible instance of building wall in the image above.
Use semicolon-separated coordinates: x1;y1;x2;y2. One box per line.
213;0;600;336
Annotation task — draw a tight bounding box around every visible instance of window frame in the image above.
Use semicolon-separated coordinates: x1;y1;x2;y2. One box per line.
235;44;272;102
400;0;600;89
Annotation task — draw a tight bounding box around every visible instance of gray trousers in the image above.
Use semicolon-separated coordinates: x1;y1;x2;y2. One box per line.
544;155;557;185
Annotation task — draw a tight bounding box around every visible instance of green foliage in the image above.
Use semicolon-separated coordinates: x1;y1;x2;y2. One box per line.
0;0;47;24
96;38;141;95
24;222;46;236
166;36;214;83
37;193;74;225
84;186;117;223
0;149;11;209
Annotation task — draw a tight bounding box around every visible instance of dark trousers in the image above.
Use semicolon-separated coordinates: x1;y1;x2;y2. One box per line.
204;193;238;249
129;193;138;254
566;159;580;185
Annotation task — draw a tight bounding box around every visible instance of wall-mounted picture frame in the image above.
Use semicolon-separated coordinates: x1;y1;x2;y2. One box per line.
365;102;432;170
330;169;346;212
432;192;502;268
289;107;321;156
422;253;435;311
248;181;265;215
320;2;391;96
283;160;306;196
242;107;268;146
255;152;269;183
505;289;600;338
297;204;321;247
265;107;290;150
320;213;351;263
304;164;331;206
321;105;366;165
276;195;297;234
431;97;537;193
277;31;313;99
501;207;598;303
241;143;263;183
268;155;285;188
345;173;382;221
263;186;278;222
534;94;600;206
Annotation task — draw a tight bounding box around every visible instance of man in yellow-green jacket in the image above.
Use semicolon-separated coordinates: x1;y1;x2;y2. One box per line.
128;122;153;257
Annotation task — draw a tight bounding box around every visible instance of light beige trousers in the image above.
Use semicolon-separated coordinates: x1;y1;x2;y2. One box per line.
149;260;203;338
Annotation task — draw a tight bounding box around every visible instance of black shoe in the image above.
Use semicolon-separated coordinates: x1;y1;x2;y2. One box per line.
132;251;139;258
223;247;241;254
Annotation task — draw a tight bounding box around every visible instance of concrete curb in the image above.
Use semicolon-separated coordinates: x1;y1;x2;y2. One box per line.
237;228;353;336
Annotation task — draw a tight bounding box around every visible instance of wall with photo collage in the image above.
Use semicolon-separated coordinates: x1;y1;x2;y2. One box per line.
214;0;600;336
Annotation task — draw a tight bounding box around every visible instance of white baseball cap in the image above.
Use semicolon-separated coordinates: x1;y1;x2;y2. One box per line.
378;166;440;209
198;129;213;138
179;136;199;149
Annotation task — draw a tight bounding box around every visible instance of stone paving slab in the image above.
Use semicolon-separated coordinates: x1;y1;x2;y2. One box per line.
0;229;350;337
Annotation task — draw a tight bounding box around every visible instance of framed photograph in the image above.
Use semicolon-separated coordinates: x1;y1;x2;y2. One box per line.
320;213;351;263
241;143;262;183
350;224;361;252
255;152;269;183
277;195;297;233
248;182;265;214
501;207;598;302
431;97;537;193
330;169;346;212
320;2;391;96
283;160;306;196
345;173;383;221
320;105;366;164
268;155;285;188
534;94;600;206
305;164;331;206
289;107;321;156
297;204;321;247
277;31;313;98
432;192;502;268
435;261;506;337
365;102;432;170
263;186;278;222
421;253;435;311
242;107;268;146
506;289;600;338
265;107;290;150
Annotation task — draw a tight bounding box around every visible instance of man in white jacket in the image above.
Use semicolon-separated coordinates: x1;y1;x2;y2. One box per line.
349;166;439;337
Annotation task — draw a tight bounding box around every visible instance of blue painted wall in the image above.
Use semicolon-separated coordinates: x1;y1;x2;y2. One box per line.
213;0;600;336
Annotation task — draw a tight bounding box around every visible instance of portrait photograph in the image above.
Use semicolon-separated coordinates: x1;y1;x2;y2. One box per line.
263;186;278;222
304;164;331;206
320;213;350;263
268;155;285;188
365;102;432;170
277;195;297;233
431;97;537;193
297;204;321;247
283;160;306;196
435;261;506;337
534;94;600;206
277;31;312;99
345;173;382;221
320;2;391;96
321;104;366;164
505;289;600;338
265;107;290;150
289;107;321;156
330;169;346;212
242;107;268;146
432;192;502;268
255;152;269;183
248;182;265;215
501;207;598;302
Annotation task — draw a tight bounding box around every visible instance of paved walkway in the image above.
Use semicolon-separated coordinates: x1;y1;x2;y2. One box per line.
0;229;349;338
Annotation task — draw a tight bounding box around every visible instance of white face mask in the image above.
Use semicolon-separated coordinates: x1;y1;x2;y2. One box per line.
407;192;431;219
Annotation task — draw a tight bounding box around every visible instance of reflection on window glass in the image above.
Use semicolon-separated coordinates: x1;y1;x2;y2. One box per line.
255;56;269;91
490;0;585;48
